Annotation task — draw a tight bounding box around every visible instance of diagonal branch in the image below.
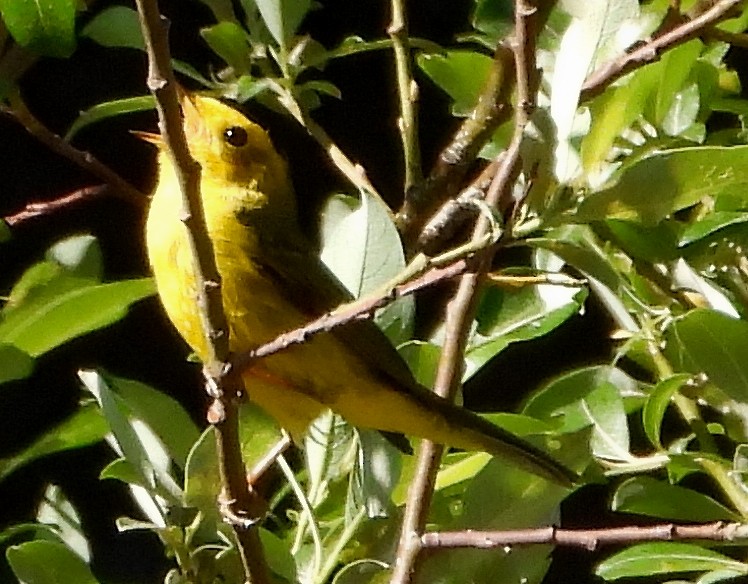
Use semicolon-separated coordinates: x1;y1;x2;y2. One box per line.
580;0;743;102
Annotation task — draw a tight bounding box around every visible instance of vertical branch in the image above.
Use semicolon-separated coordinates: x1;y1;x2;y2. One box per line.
133;1;270;582
388;0;422;195
390;2;541;582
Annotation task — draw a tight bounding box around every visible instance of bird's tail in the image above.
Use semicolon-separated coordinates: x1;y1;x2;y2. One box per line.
408;386;579;487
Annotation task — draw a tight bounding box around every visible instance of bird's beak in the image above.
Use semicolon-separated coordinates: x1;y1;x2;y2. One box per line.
131;87;205;146
131;129;163;146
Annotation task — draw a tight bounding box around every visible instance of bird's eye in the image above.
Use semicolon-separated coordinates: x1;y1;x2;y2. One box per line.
223;126;248;148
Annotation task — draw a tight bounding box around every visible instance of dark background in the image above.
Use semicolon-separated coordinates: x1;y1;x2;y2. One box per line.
0;1;707;582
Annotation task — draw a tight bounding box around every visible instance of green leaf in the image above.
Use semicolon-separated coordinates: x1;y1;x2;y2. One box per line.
602;219;680;263
96;372;200;469
0;220;10;242
201;22;252;72
679;211;748;246
642;374;690;448
666;309;748;403
612;477;740;522
46;234;102;279
0;404;107;481
0;0;76;57
662;82;700;137
36;485;90;562
523;365;637;461
184;403;283;517
0;343;34;384
398;340;440;388
465;282;585;380
417;50;494;116
65;96;156;142
7;540;99;584
653;40;702;127
80;6;143;50
0;276;154;357
596;543;748;580
79;370;181;513
251;0;312;51
320;192;414;345
471;0;513;46
577;146;748;224
194;0;238;23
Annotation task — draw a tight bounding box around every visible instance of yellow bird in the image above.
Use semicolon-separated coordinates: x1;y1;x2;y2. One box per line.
145;93;576;486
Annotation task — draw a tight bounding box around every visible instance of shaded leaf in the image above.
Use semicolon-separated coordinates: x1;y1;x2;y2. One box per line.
80;6;143;50
0;405;107;481
0;0;76;57
0;343;34;384
679;211;748;247
465;283;585;381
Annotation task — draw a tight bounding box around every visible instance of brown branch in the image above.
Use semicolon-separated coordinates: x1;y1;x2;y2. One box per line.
133;1;269;582
3;185;109;227
580;0;743;102
390;4;542;582
233;256;475;371
388;0;423;194
1;92;145;206
421;522;748;550
396;44;515;252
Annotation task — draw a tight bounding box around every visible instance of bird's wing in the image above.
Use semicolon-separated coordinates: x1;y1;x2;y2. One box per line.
253;227;419;390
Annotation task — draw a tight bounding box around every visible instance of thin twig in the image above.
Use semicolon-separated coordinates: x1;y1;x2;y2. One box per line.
3;185;109;227
388;0;422;195
396;45;515;252
1;92;145;206
580;0;742;102
133;1;270;582
390;4;542;582
420;522;748;550
270;82;383;206
232;254;477;373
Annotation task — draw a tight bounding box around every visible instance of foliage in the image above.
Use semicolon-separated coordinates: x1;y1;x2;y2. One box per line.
3;0;748;583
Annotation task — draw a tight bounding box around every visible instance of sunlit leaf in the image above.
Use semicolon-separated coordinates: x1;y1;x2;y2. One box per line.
417;50;494;116
613;477;740;522
65;96;156;142
666;309;748;403
320;191;414;344
596;543;748;580
577;146;748;224
201;22;252;72
642;374;690;448
7;540;99;584
36;485;90;562
251;0;312;51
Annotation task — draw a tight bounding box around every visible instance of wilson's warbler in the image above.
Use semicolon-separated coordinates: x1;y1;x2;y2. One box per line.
145;93;576;486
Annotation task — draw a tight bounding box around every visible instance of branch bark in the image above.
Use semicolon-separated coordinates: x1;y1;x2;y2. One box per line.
133;2;270;582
